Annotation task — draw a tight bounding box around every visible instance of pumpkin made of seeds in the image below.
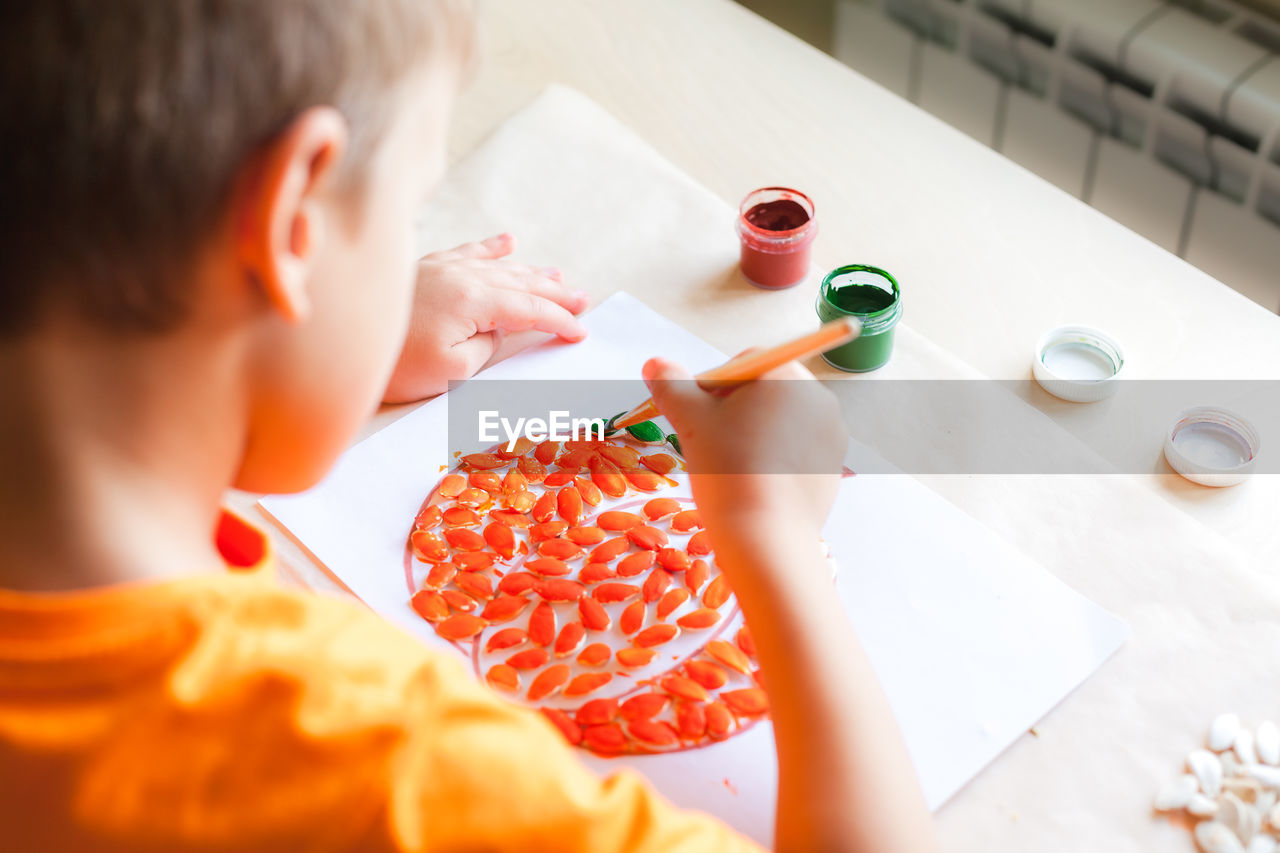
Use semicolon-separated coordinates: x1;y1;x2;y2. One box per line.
404;433;769;755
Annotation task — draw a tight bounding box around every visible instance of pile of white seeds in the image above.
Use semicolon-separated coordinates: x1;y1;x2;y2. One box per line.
1155;714;1280;853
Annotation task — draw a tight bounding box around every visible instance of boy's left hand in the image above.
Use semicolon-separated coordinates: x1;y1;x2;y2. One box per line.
384;233;589;403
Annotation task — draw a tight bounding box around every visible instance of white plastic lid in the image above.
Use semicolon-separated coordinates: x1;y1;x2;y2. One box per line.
1164;407;1260;487
1033;325;1125;403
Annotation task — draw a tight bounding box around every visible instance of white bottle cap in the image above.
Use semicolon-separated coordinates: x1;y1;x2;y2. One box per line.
1033;325;1125;403
1164;407;1260;487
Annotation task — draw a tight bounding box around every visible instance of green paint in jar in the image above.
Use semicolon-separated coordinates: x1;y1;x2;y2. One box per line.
815;265;902;372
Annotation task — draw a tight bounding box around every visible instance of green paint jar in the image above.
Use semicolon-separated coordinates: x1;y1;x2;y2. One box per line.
815;265;902;372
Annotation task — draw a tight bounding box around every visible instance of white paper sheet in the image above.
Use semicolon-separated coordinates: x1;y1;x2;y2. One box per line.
261;293;1129;844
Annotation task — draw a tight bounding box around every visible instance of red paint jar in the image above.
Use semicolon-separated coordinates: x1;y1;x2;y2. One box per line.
736;187;817;290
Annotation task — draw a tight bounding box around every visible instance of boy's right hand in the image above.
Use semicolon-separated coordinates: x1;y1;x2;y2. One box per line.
641;356;846;558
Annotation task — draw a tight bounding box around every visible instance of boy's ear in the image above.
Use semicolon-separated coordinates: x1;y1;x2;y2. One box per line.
236;106;349;323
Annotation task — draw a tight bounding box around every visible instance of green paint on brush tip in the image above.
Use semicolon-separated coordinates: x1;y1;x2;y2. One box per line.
625;421;665;443
603;412;626;436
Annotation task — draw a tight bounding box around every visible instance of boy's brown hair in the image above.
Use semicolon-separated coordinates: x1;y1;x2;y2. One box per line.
0;0;472;338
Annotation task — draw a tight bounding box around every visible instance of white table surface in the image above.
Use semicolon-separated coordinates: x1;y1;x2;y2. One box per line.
228;1;1280;849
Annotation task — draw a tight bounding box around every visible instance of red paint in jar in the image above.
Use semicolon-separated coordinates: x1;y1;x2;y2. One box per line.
736;187;817;290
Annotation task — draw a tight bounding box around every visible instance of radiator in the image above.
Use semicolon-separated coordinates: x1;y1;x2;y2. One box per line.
833;0;1280;312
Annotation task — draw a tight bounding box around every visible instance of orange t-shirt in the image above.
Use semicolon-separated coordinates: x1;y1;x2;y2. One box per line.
0;514;762;852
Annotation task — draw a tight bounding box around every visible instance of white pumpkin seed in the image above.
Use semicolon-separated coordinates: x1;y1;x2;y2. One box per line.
1192;749;1226;796
1156;774;1200;810
1225;776;1263;803
1190;793;1222;817
1196;820;1246;853
1255;790;1276;815
1237;730;1259;766
1213;715;1244;751
1268;799;1280;829
1235;804;1261;845
1245;765;1280;790
1220;791;1261;844
1245;836;1276;853
1257;721;1280;766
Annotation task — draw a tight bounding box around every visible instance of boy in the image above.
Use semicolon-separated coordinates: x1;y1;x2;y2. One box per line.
0;1;937;850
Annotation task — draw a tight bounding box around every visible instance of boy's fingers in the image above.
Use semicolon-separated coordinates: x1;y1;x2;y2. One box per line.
449;332;502;377
641;358;708;432
474;290;587;342
440;232;516;261
496;271;589;314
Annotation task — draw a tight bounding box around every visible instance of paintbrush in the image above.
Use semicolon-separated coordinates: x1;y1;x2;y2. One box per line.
606;316;862;433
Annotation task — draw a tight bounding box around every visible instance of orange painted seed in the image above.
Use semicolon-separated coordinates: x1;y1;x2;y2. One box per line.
410;530;449;563
683;660;729;690
533;578;585;603
553;621;586;658
410;590;448;623
686;530;712;556
454;573;493;601
625;470;665;492
480;595;530;623
641;569;672;604
527;664;570;701
563;672;612;697
461;453;505;470
566;526;606;546
597;511;643;531
656;588;690;620
660;674;709;702
671;509;703;533
440;590;476;613
588;536;630;563
497;572;536;596
639;453;677;475
486;664;520;692
677;608;720;630
615;647;658;668
643;498;681;520
443;527;485;552
578;597;611;632
437;474;466;498
523;558;572;577
575;697;619;726
721;687;769;717
617;551;656;578
528;601;556;647
581;723;627;754
684;559;709;594
484;627;527;653
656;548;691;573
627;525;668;551
434;613;485;641
702;574;732;609
619;692;669;721
424;563;457;589
705;640;751;675
633;624;679;648
541;707;582;745
578;563;617;584
676;702;708;739
619;600;646;635
483;522;516;559
592;583;641;604
505;648;550;670
705;702;733;739
628;718;679;747
576;642;612;667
